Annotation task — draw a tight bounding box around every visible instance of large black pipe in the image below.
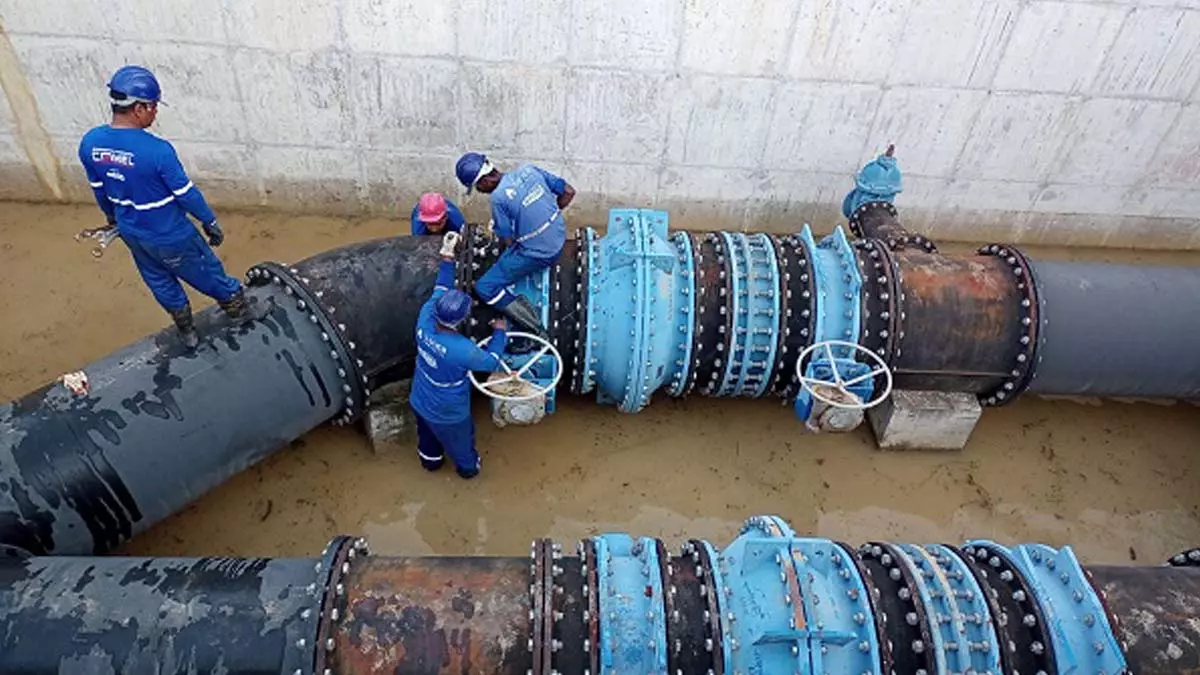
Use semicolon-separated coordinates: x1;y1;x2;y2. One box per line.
1026;259;1200;398
2;539;1198;674
0;236;440;557
4;224;1200;558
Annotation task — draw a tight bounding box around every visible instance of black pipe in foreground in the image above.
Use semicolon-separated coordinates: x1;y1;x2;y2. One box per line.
2;531;1199;674
0;236;441;557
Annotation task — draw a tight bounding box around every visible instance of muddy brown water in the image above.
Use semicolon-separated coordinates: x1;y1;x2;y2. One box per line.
2;202;1199;565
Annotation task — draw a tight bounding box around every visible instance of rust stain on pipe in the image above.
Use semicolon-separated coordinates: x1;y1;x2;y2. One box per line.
332;556;532;675
1088;565;1200;675
892;251;1023;393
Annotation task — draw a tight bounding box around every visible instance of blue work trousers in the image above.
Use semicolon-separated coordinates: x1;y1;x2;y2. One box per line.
474;247;555;308
124;231;242;311
412;407;480;478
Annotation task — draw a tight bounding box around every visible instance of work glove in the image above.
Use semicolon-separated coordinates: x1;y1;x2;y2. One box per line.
439;230;461;258
203;220;224;247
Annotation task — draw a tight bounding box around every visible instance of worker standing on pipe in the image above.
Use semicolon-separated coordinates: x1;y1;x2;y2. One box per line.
410;231;510;479
78;65;268;350
410;192;466;235
454;152;576;340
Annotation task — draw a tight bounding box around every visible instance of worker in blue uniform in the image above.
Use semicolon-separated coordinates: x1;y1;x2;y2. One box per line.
410;192;466;236
454;152;576;340
410;230;511;479
78;65;267;350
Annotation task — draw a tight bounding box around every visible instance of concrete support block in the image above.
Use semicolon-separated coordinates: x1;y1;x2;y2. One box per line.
890;0;1019;88
234;50;354;147
342;0;455;57
364;380;416;454
350;56;459;152
225;0;338;51
956;93;1080;182
1094;8;1200;100
1055;99;1183;187
867;390;982;451
665;75;775;168
565;70;671;163
571;0;682;70
679;0;798;76
993;2;1126;94
764;82;883;174
865;88;987;176
459;64;566;158
460;0;567;64
787;0;913;83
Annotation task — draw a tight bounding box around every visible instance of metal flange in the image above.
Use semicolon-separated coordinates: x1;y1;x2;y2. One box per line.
853;238;903;366
697;232;734;397
976;244;1042;406
859;541;937;674
962;542;1058;674
769;232;817;399
246;263;368;426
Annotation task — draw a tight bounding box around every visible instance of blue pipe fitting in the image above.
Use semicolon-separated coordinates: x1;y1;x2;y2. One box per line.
894;544;1003;674
713;233;782;398
583;209;690;412
591;533;669;674
970;540;1129;675
715;516;882;675
804;226;863;351
666;231;697;397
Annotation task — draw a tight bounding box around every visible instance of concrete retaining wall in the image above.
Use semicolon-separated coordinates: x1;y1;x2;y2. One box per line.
1;0;1198;248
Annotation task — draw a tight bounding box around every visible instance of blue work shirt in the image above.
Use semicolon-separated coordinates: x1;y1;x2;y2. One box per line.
410;260;510;425
490;164;567;260
78;126;217;245
410;199;466;236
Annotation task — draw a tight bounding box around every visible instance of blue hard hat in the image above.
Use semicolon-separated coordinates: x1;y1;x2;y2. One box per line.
107;65;162;105
434;289;472;328
455;152;494;193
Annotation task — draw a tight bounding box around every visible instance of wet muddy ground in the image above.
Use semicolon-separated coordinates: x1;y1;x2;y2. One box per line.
2;202;1199;565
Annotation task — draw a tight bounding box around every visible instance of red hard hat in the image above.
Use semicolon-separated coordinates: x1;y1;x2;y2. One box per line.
417;192;448;223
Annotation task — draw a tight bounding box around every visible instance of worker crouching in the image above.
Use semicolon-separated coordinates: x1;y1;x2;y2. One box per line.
409;231;511;479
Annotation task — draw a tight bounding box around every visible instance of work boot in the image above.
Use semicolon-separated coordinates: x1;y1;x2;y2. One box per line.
219;289;271;326
169;305;200;351
499;295;551;342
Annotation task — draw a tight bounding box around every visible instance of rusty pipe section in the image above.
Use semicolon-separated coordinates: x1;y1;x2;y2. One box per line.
6;525;1200;675
884;250;1027;395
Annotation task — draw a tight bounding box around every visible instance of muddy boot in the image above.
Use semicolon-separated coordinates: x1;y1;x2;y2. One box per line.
219;289;270;326
499;295;550;342
169;305;200;351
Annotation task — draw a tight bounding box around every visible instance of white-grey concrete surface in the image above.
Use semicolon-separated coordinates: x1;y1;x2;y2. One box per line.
867;390;983;451
1;0;1199;248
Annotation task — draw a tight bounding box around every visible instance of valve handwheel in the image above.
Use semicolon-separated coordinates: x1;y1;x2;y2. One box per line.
468;331;564;402
794;339;893;410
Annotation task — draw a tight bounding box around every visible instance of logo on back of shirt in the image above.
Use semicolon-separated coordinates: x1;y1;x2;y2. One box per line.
92;148;135;168
105;169;126;182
